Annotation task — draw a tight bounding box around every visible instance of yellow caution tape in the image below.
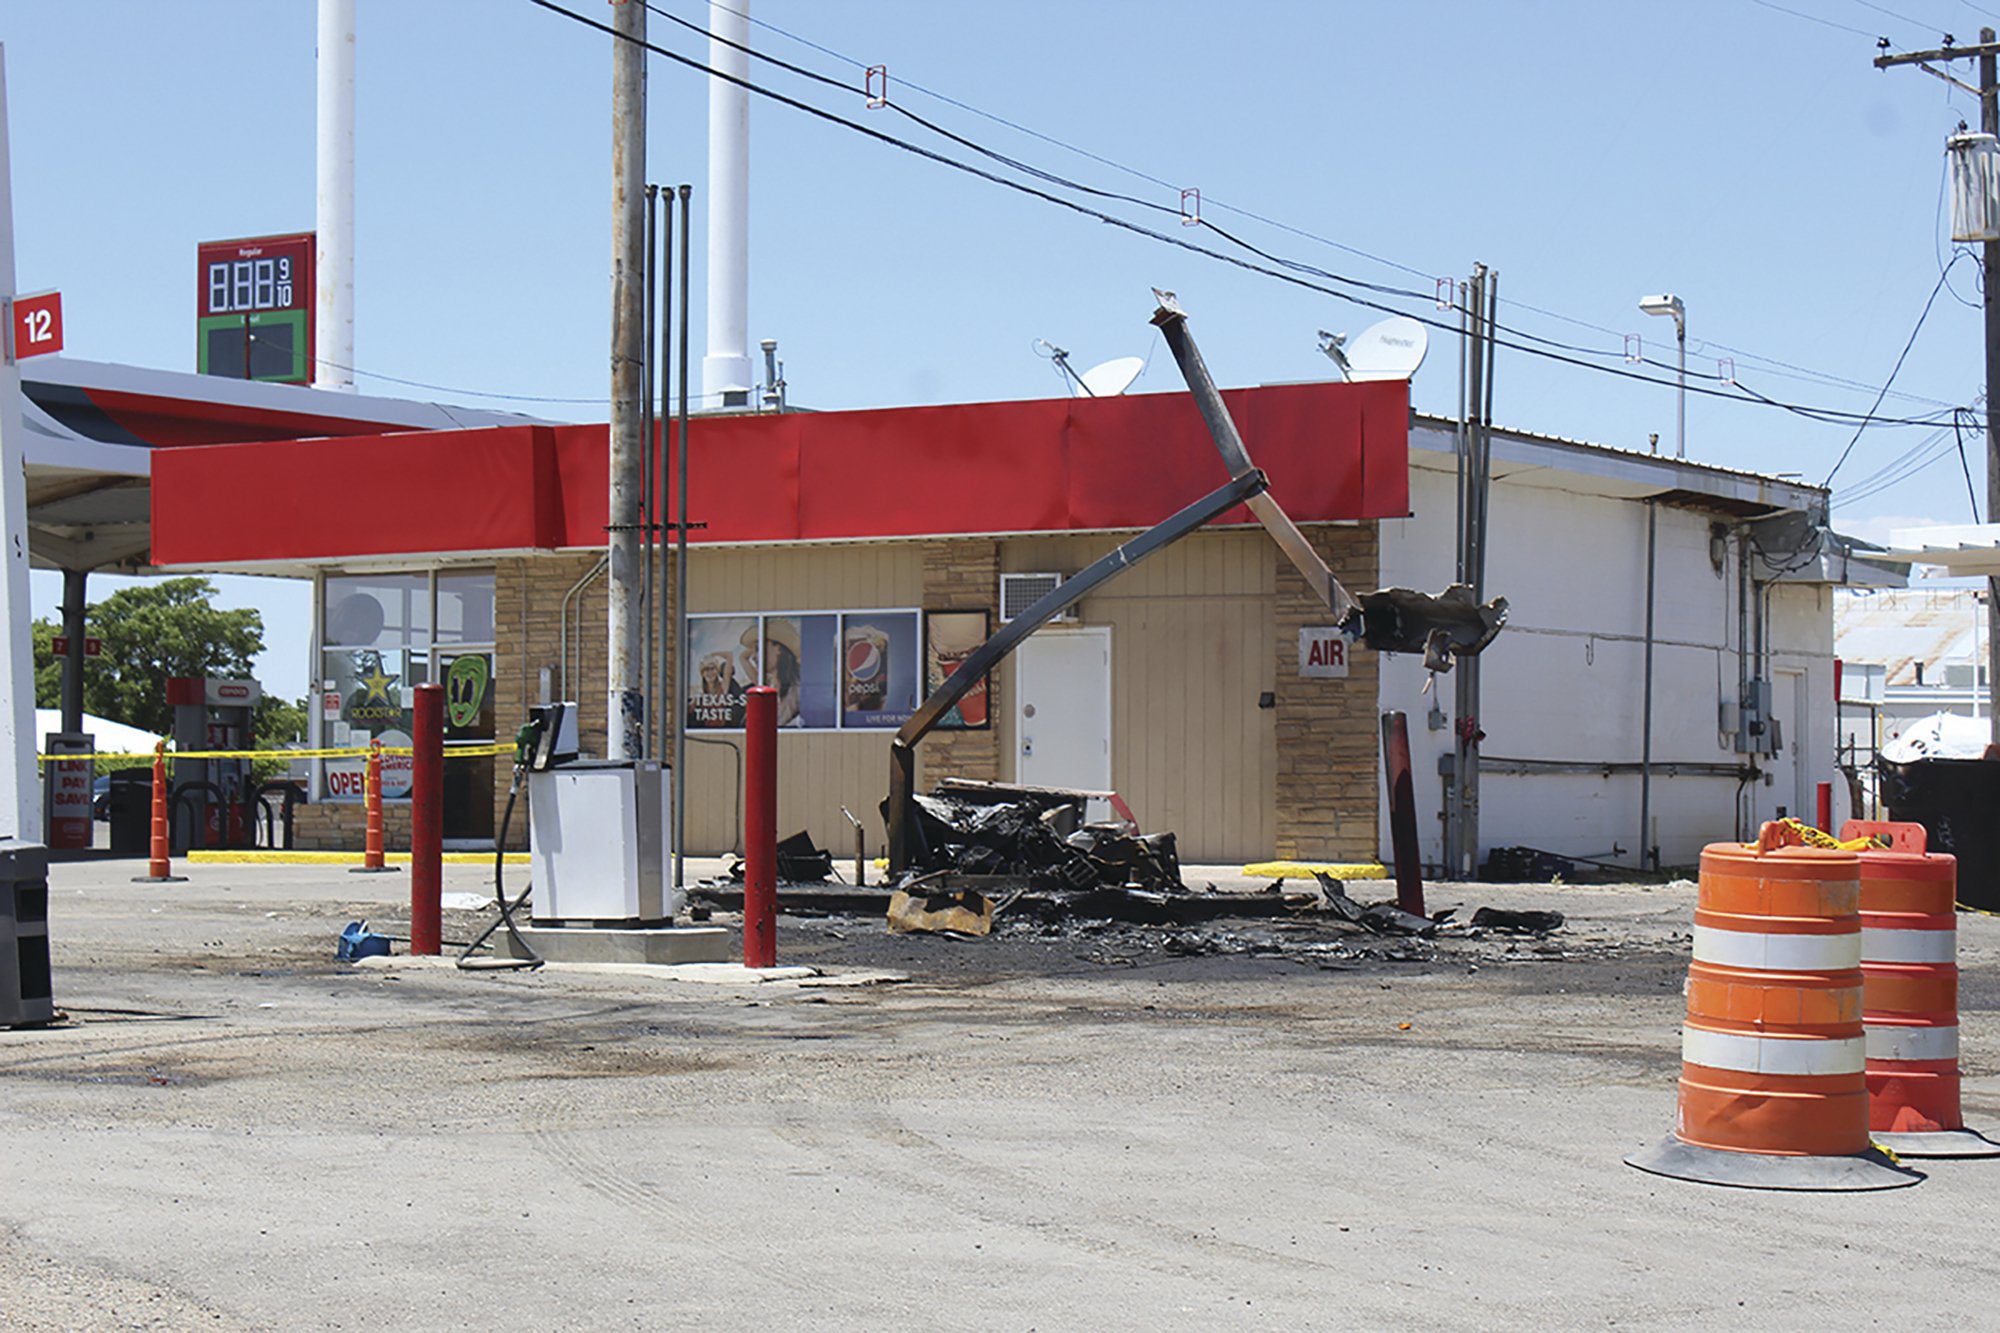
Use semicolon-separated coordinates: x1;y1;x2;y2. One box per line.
1745;817;1883;853
36;742;513;763
187;849;530;866
1242;861;1390;881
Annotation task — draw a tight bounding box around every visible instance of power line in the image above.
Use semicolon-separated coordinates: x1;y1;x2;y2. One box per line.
1824;261;1958;484
1751;0;1885;39
1956;409;1985;518
1852;0;1955;39
532;0;1969;434
676;0;1954;415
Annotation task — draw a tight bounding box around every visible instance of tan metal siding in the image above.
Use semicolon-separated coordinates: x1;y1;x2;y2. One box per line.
681;544;923;858
1001;531;1277;863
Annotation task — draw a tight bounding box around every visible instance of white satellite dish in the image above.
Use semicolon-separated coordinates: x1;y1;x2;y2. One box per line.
1321;315;1429;382
1077;355;1145;397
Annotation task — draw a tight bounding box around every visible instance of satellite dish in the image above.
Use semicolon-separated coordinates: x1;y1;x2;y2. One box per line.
1320;315;1429;382
1077;355;1144;397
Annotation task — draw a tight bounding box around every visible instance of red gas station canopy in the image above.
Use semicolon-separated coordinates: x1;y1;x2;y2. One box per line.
149;379;1409;568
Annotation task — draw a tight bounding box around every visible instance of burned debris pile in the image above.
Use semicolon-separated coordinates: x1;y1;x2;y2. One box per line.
899;783;1183;893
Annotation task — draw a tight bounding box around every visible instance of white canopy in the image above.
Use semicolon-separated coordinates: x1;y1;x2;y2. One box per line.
35;710;164;756
1882;524;2000;577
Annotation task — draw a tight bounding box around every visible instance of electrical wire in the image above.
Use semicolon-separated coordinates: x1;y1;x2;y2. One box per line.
1823;261;1958;485
1751;0;1886;38
1955;408;1985;519
669;0;1957;417
535;0;1972;435
1851;0;1956;39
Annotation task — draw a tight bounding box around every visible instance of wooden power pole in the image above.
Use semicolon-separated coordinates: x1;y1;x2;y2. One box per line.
1876;29;2000;740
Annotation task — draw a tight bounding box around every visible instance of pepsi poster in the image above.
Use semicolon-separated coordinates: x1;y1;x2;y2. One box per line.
840;611;917;728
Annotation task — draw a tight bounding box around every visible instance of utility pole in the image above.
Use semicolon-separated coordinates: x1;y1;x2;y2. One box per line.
1877;29;2000;741
1447;265;1497;880
607;0;647;760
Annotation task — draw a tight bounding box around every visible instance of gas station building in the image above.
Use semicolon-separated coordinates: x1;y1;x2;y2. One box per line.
147;379;1406;865
26;353;1887;870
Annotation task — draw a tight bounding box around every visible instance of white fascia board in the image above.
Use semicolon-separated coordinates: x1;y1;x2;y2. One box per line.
1409;418;1824;513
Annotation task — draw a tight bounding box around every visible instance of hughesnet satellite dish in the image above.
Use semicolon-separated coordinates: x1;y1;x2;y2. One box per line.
1321;315;1429;382
1077;355;1144;397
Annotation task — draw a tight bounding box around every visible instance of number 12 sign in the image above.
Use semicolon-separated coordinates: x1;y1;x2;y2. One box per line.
11;290;63;360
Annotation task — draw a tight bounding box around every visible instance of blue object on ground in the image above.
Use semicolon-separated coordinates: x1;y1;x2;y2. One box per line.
336;920;393;962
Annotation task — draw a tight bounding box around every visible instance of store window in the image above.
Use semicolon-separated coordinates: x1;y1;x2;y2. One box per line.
685;609;918;732
316;570;497;842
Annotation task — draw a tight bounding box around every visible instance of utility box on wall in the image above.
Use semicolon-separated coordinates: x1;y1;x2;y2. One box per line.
0;840;55;1027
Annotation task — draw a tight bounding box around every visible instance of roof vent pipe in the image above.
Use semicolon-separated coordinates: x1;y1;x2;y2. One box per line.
760;338;784;412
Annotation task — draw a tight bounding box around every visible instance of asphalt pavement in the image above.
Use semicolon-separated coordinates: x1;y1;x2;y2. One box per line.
2;856;1996;1330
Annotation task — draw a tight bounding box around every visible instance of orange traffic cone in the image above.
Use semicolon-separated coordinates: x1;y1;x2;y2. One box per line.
1844;820;2000;1158
1626;827;1923;1190
131;740;187;885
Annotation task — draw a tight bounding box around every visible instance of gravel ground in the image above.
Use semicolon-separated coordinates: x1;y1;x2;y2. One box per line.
2;857;1996;1330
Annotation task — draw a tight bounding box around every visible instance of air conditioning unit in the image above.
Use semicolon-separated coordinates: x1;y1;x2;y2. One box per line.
1000;572;1076;623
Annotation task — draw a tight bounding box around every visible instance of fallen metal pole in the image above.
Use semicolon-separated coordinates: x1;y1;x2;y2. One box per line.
1150;292;1356;624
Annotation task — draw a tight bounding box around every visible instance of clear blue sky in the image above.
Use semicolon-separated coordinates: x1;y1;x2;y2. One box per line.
5;0;1995;698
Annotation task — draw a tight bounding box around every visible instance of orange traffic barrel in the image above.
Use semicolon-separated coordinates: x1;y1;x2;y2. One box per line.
1846;820;2000;1158
1626;829;1923;1190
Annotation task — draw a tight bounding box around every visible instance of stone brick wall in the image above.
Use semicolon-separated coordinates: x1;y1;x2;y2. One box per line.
918;539;1001;787
292;800;413;852
1273;525;1380;862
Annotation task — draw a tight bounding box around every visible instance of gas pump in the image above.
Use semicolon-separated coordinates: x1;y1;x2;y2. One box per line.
166;677;261;851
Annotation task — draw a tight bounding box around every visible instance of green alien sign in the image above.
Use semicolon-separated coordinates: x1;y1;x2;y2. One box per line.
445;655;490;730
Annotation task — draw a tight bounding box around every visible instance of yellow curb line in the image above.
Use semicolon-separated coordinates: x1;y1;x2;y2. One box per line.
1241;861;1389;880
187;850;530;866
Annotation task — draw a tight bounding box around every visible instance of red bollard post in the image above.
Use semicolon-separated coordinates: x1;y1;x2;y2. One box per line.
350;740;398;874
743;684;778;968
1380;710;1424;918
133;740;187;883
409;684;444;955
1817;781;1834;834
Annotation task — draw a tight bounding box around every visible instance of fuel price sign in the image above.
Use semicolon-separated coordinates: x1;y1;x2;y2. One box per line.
196;232;315;383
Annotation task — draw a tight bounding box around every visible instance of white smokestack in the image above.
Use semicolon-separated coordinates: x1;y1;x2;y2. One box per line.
702;0;753;408
315;0;355;391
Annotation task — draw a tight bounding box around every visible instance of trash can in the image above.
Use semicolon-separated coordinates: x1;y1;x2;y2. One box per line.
105;767;153;857
1877;757;2000;911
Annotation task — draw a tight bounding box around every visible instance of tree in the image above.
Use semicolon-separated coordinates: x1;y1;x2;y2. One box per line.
33;577;265;736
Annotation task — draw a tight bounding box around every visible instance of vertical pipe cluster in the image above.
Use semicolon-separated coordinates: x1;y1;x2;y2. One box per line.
673;184;692;886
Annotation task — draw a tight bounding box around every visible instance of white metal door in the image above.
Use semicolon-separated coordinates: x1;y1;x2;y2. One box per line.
1772;669;1805;820
1016;627;1112;790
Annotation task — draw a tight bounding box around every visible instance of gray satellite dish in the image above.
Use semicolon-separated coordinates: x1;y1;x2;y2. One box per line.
1077;355;1144;397
1319;315;1429;382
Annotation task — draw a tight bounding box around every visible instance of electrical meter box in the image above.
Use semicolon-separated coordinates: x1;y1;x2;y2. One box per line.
527;760;678;924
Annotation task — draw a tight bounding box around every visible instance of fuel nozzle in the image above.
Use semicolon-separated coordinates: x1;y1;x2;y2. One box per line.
514;718;545;768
